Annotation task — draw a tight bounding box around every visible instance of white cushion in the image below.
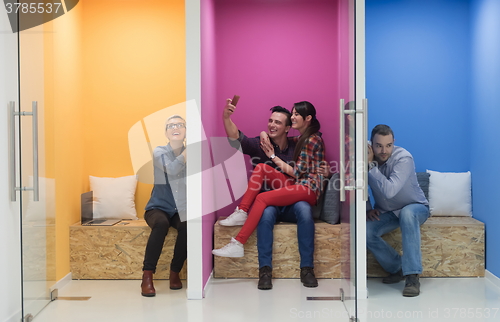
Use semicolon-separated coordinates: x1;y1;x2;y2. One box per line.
426;170;472;217
89;175;138;220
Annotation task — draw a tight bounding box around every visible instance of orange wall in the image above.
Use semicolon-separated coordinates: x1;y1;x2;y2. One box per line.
44;1;85;280
44;0;186;280
82;0;186;213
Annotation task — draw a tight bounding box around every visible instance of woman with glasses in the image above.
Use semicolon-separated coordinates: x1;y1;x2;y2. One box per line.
141;115;187;297
212;101;325;259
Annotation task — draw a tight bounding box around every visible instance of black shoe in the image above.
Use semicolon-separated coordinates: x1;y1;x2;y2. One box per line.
300;267;318;288
382;269;404;284
258;266;273;290
403;274;420;297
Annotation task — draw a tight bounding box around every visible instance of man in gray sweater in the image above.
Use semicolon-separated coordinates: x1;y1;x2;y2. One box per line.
366;124;429;297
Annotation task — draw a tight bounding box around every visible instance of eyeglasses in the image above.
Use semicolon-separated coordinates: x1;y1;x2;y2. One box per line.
166;123;186;130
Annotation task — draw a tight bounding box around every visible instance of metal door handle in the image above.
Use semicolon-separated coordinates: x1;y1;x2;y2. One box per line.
11;101;40;201
31;101;39;201
9;101;17;201
339;99;346;202
362;99;368;201
339;99;369;201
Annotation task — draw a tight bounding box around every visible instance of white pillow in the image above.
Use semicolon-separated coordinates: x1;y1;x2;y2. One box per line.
426;170;472;216
89;175;138;220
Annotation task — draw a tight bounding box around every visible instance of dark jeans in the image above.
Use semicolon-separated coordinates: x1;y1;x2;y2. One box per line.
142;209;187;273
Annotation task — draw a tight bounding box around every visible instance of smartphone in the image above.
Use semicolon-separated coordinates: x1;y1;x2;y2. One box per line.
231;95;240;106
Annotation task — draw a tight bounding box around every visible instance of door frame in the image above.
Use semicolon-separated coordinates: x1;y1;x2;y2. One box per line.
0;8;23;322
355;0;367;301
185;0;369;303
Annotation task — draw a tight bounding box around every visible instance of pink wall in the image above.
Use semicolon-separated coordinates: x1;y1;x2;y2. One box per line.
201;0;350;291
214;0;341;162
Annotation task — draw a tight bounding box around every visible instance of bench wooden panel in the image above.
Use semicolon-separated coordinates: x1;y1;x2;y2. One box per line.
214;216;485;279
367;216;485;277
214;220;342;278
69;216;484;279
70;220;187;280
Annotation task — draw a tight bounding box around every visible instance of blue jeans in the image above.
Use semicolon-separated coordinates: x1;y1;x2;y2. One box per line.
257;201;314;269
366;203;429;276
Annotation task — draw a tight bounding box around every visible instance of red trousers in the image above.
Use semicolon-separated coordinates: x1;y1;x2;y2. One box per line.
236;163;316;244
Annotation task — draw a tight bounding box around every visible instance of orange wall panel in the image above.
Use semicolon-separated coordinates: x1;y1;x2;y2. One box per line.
44;1;85;280
82;0;186;215
44;0;186;279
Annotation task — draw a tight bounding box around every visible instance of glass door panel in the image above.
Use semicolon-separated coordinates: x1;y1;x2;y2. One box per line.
338;0;361;321
19;12;56;321
1;7;22;322
339;100;357;320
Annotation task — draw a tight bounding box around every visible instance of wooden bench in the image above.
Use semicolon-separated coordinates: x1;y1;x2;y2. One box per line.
368;216;485;277
214;216;484;278
70;220;187;280
214;220;342;279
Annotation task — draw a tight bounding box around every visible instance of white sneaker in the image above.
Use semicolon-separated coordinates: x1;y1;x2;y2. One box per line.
219;207;248;226
212;238;244;257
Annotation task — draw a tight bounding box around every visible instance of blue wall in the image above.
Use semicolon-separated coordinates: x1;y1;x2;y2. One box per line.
471;0;500;278
366;0;471;172
367;0;500;278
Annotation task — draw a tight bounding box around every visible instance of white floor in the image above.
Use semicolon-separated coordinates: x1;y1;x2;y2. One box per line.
33;277;500;322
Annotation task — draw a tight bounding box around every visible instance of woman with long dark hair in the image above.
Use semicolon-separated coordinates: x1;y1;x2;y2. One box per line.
212;101;325;258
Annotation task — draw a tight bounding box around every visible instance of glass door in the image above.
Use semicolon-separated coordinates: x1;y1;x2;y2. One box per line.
1;6;22;322
18;9;56;322
337;0;356;319
338;0;366;321
339;99;356;320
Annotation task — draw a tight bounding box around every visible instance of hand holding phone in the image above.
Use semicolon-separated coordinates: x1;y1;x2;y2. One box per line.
223;95;240;119
231;95;240;106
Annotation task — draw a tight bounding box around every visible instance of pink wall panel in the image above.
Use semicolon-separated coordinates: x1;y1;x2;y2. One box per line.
214;0;341;165
201;0;350;291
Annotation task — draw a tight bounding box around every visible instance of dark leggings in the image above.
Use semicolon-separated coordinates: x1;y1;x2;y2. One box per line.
142;209;187;273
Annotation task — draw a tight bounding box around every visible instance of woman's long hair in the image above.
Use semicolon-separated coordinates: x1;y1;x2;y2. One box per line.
292;101;321;162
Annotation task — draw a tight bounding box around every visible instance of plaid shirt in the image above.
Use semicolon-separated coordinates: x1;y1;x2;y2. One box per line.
294;132;326;200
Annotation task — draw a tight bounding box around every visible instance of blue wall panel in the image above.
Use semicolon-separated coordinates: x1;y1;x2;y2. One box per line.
367;0;500;278
471;0;500;278
366;0;471;172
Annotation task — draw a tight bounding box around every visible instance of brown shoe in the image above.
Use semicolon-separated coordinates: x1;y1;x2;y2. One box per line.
141;270;156;297
169;270;183;290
